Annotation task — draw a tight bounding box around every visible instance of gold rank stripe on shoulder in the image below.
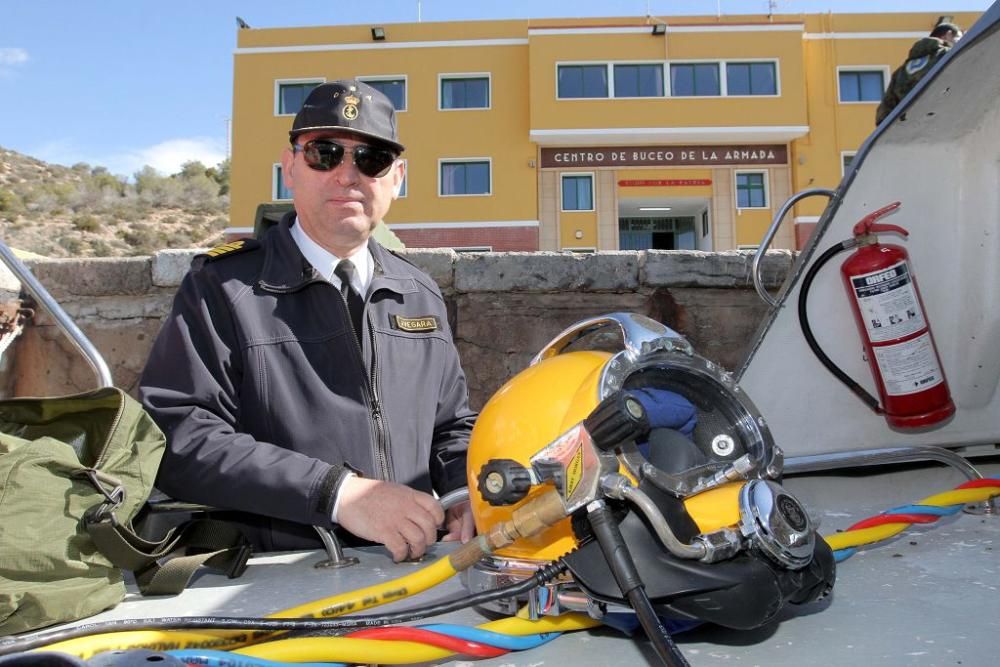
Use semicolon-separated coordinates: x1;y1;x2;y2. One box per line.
201;238;260;261
206;240;247;257
392;314;439;333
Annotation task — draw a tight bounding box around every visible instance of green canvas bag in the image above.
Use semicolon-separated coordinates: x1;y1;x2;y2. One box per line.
0;387;162;635
0;386;244;637
0;387;252;636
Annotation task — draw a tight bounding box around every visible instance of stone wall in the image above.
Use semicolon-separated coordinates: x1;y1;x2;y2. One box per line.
0;249;793;409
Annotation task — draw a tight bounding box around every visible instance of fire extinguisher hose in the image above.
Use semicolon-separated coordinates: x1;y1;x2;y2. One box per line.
797;239;883;414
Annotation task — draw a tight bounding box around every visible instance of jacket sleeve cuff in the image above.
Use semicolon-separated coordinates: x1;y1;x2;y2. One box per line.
330;471;357;523
316;462;364;523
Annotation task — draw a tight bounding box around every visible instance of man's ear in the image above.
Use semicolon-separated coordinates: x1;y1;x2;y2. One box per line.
391;160;406;199
280;147;296;191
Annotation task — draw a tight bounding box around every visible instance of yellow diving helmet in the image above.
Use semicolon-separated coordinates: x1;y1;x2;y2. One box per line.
463;313;834;630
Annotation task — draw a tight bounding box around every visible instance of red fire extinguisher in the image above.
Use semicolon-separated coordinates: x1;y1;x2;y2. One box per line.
799;201;955;429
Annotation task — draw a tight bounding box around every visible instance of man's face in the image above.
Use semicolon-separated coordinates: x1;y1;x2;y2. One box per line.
280;130;404;256
943;29;962;46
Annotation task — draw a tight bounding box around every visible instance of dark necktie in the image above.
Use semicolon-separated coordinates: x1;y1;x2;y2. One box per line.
334;260;365;345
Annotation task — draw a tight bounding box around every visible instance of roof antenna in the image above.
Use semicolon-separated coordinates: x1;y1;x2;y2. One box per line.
417;0;422;22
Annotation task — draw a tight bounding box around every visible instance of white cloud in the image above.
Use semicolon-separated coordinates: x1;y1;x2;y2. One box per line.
112;137;228;176
0;47;29;77
32;137;227;178
0;47;29;66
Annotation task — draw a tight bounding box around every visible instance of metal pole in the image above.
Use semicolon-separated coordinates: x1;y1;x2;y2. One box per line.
0;239;113;388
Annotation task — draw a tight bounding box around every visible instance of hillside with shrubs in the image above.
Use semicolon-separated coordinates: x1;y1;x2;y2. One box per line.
0;146;230;257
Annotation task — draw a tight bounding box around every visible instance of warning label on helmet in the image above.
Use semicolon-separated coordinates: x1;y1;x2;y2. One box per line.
566;445;584;498
851;260;926;343
872;332;945;396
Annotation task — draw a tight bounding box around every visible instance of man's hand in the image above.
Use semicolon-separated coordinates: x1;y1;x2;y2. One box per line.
336;477;445;562
441;500;476;543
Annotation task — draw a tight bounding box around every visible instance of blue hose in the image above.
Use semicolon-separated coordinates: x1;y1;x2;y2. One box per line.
169;650;344;667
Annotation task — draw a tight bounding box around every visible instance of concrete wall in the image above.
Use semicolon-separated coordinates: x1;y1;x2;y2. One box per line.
0;250;793;410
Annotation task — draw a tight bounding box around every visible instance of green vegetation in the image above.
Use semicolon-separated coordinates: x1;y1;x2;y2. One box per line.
0;147;232;257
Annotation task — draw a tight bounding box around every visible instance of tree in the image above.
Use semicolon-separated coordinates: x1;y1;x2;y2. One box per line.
133;166;161;194
177;161;209;181
205;158;230;196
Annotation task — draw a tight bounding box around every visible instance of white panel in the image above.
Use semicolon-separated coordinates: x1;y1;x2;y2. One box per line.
739;20;1000;455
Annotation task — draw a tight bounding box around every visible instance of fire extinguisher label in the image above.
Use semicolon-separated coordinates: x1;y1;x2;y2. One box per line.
872;332;945;396
851;261;926;343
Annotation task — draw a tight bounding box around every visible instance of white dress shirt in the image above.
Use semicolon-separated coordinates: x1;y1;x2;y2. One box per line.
290;217;373;295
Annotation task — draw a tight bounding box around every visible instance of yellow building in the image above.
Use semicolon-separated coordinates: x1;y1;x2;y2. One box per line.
230;11;980;251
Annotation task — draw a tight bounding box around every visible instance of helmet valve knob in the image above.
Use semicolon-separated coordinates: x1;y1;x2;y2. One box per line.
478;459;535;506
583;390;651;452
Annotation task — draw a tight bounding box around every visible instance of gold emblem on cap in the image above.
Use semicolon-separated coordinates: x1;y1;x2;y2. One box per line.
343;91;360;120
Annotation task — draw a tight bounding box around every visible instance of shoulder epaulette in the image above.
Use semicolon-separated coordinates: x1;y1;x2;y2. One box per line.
198;238;261;262
386;247;418;268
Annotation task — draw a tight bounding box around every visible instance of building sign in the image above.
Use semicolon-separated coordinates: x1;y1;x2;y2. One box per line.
618;179;712;187
541;144;787;168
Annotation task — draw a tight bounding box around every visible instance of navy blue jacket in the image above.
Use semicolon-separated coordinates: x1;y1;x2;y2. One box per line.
140;215;475;550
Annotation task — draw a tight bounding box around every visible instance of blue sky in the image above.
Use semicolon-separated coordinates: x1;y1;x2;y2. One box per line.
0;1;988;177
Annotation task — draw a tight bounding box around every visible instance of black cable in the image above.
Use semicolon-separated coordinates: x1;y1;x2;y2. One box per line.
588;502;689;667
0;560;568;656
797;240;882;414
628;586;689;667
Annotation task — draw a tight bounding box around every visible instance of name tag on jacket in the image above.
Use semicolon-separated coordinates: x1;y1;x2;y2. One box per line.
391;314;439;333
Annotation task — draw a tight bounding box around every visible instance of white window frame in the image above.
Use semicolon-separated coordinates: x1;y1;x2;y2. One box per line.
841;151;857;176
555;61;612;100
272;163;292;201
668;60;723;98
734;169;769;210
723;59;781;97
357;74;409;112
438;158;493;197
438;72;492;111
560;172;596;212
835;66;890;104
610;61;667;99
274;78;325;117
554;58;781;100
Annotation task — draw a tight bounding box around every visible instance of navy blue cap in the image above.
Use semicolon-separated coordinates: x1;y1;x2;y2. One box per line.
289;80;404;153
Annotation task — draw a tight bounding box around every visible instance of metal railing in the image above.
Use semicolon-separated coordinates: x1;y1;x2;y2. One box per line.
0;238;112;387
751;188;837;307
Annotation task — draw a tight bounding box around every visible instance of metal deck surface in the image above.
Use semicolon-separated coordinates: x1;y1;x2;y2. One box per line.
55;459;998;667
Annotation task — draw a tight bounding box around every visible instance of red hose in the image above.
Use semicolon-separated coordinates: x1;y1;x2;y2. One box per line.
347;626;509;658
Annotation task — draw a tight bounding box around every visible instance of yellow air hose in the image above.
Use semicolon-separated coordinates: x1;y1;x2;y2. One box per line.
823;485;998;552
41;553;461;659
236;613;600;664
40;490;570;660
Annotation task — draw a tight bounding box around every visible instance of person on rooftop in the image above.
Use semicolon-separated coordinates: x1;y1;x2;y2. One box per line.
876;22;963;125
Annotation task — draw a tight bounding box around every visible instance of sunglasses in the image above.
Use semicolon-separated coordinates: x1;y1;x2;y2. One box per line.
292;139;397;178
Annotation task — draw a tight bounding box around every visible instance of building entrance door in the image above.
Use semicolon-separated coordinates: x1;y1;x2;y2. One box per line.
619;217;693;250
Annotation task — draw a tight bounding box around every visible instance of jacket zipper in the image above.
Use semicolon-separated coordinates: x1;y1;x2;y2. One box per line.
262;267;393;482
368;322;393;481
338;287;393;482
